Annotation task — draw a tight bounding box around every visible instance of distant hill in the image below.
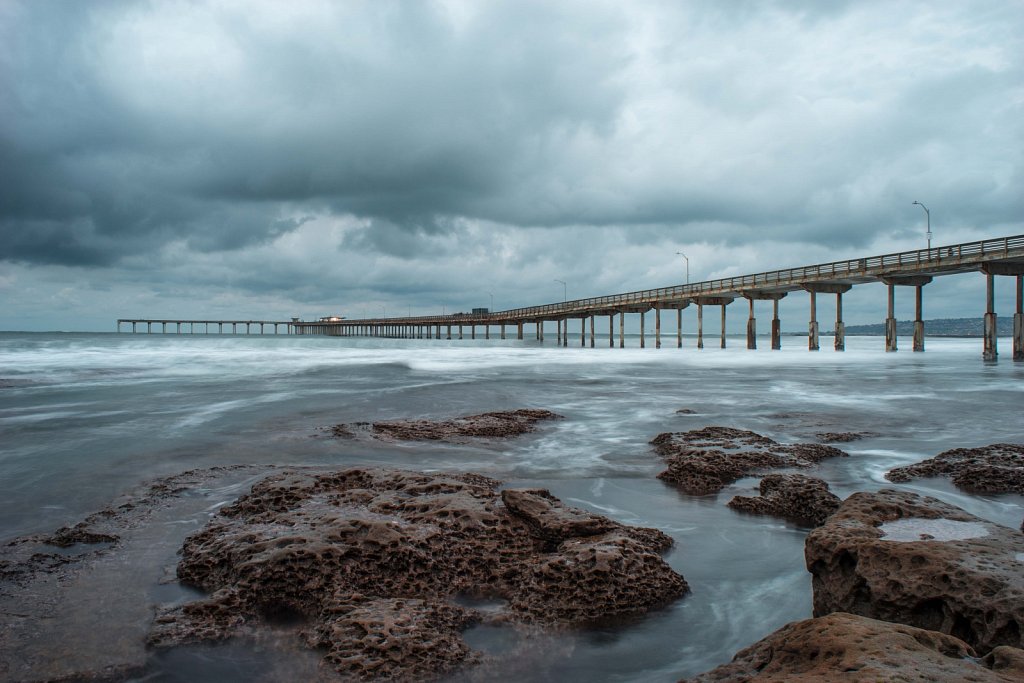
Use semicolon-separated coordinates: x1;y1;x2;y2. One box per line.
827;316;1014;337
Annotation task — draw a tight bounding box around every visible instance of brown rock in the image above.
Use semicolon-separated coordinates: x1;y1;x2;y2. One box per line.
727;474;841;527
149;467;687;681
805;489;1024;653
886;443;1024;494
500;488;616;542
816;431;872;443
327;409;563;443
651;427;848;495
682;612;1024;682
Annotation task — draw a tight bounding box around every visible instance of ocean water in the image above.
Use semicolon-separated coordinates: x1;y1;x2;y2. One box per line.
1;331;1022;681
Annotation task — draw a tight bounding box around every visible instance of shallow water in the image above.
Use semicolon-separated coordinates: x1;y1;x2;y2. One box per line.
1;331;1022;680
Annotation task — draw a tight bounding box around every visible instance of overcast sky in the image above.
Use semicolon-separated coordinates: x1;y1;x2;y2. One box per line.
1;0;1022;332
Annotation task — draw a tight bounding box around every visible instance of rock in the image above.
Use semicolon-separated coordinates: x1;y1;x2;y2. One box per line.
727;474;841;527
651;427;848;495
149;467;687;681
816;431;872;443
675;408;697;414
886;443;1024;494
500;488;617;542
805;489;1024;653
328;409;563;443
681;612;1024;682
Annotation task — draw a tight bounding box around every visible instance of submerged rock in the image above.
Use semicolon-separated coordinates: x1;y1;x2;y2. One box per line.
727;474;841;527
816;431;872;443
681;612;1024;682
651;427;847;495
149;467;687;681
805;489;1024;653
885;442;1024;494
328;409;563;443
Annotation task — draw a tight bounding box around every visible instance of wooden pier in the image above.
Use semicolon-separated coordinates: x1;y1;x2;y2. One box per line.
124;235;1024;361
115;319;297;335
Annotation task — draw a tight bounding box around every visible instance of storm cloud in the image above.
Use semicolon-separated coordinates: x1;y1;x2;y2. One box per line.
0;0;1021;329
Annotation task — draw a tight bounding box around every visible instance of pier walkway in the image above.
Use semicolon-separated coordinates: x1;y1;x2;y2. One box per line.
116;319;296;335
123;235;1024;360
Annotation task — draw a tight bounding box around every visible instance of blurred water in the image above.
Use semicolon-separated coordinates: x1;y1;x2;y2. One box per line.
1;331;1022;680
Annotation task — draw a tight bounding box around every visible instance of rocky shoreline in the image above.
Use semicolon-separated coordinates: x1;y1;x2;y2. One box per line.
1;410;1022;681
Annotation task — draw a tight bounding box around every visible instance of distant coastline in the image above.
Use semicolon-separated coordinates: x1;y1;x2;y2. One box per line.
825;316;1013;338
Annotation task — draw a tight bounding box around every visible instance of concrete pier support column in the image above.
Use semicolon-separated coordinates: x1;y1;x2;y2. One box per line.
772;300;781;350
132;322;137;333
517;322;523;340
147;322;152;333
886;283;898;352
913;285;925;352
589;315;595;348
808;291;819;351
447;325;452;340
720;304;727;349
697;304;704;349
485;324;490;340
609;315;614;348
500;323;506;340
556;319;562;346
639;312;646;348
471;325;476;340
655;308;662;349
581;317;586;347
677;309;683;348
619;312;625;348
459;324;463;340
746;298;756;350
835;293;845;351
563;319;568;347
1014;275;1023;361
983;272;997;361
538;321;543;341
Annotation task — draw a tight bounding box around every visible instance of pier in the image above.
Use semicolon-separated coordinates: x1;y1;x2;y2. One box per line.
115;319;298;335
125;235;1024;360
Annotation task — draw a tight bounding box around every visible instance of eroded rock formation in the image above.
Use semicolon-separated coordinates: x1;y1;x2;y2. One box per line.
727;474;841;527
651;427;847;495
149;467;687;681
805;489;1024;653
681;612;1024;682
328;409;562;443
886;443;1024;494
816;431;872;443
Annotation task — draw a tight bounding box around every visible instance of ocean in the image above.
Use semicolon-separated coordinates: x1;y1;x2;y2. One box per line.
1;331;1022;681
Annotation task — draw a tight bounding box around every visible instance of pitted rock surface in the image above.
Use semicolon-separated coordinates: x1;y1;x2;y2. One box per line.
885;443;1024;494
816;431;872;443
327;409;562;443
681;612;1024;682
148;467;688;681
727;474;841;527
651;427;848;495
805;489;1024;653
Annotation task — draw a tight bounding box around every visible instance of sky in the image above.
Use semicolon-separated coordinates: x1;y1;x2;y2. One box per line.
1;0;1022;332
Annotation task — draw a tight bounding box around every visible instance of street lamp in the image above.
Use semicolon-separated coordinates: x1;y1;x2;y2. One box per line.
912;201;931;249
488;291;493;311
554;279;566;303
676;252;690;284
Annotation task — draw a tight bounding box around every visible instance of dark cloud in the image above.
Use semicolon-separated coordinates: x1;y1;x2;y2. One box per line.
0;0;1021;330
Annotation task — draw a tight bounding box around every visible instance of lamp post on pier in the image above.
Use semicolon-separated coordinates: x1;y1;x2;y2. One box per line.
554;279;566;303
676;252;690;284
912;201;931;249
